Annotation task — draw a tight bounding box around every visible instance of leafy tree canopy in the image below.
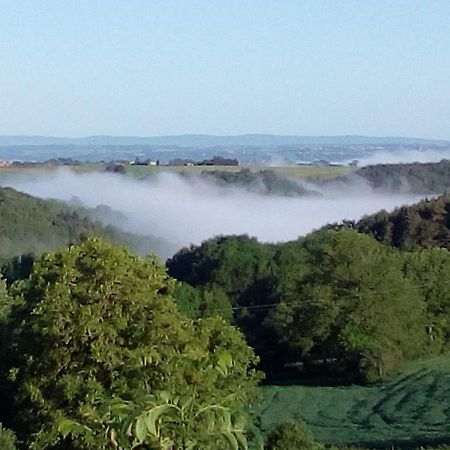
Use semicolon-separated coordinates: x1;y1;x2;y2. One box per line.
7;238;260;449
266;229;429;382
265;421;322;450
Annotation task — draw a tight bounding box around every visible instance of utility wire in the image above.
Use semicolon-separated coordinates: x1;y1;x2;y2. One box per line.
180;283;444;315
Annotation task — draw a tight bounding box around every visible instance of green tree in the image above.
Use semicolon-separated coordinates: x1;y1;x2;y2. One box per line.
172;282;202;318
167;235;278;374
0;425;17;450
0;275;16;426
8;238;260;449
265;421;321;450
403;247;450;349
266;229;428;382
199;284;234;321
167;235;276;308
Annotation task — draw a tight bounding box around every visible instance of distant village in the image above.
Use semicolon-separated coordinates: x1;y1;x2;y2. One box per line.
0;155;240;169
0;155;357;169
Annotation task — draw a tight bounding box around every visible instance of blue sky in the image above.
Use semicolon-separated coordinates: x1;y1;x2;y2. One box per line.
0;0;449;138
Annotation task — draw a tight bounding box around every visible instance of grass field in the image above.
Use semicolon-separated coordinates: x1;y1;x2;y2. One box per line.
258;355;450;448
0;164;355;181
0;164;104;176
124;164;355;179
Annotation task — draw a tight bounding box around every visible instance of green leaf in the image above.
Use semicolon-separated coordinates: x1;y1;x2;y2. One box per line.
158;390;171;403
222;430;239;450
217;351;233;369
235;431;248;450
135;416;147;443
57;418;89;438
144;404;175;436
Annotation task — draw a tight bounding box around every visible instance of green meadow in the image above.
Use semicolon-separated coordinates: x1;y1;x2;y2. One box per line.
124;164;355;179
259;355;450;448
0;163;355;181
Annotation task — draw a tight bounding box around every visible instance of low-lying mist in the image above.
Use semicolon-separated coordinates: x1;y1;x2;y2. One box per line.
4;170;423;257
354;149;450;166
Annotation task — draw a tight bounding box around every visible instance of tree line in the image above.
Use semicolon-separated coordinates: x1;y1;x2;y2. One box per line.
167;194;450;384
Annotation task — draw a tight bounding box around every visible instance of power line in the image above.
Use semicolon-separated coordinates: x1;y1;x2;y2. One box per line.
179;283;446;315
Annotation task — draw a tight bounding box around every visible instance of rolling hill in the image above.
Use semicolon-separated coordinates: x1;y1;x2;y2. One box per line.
0;187;171;262
334;159;450;194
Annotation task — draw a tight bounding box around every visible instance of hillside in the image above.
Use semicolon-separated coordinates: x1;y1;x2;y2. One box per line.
0;187;170;261
337;159;450;194
185;169;321;196
258;355;450;448
350;194;450;250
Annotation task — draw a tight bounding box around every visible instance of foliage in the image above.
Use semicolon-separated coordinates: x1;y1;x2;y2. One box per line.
266;229;429;382
265;420;321;450
172;282;234;321
169;227;448;383
1;254;35;285
354;194;450;250
172;282;202;318
167;235;281;373
0;275;11;320
81;390;258;450
167;234;276;315
0;424;18;450
0;186;171;263
7;238;260;449
0;276;16;425
198;284;234;321
402;247;450;350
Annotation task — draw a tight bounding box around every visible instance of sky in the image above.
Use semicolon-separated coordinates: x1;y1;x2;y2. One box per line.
0;0;449;139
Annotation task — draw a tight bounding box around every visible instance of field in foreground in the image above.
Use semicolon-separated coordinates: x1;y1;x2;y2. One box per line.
258;355;450;448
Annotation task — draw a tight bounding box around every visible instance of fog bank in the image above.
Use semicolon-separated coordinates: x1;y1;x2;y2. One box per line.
355;149;450;166
4;170;423;256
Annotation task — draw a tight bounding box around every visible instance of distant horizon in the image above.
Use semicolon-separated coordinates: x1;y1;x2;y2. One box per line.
1;132;448;142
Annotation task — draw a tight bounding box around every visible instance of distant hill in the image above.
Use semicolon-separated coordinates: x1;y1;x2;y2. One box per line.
0;187;173;262
0;134;447;147
329;159;450;194
186;169;320;196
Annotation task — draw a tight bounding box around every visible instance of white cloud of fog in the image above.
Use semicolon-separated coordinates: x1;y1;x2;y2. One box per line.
3;169;424;257
355;149;450;166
